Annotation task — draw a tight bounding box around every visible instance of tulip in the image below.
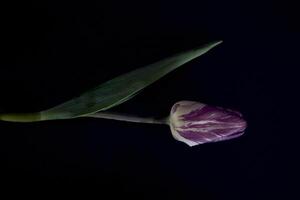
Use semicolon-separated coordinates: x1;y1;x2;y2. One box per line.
86;100;246;147
169;101;247;146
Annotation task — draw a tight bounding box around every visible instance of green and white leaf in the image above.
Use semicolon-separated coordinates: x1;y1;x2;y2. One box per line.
42;41;222;120
0;41;222;122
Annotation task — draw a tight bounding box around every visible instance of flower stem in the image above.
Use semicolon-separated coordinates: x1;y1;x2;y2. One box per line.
0;112;42;122
0;111;169;125
85;111;169;125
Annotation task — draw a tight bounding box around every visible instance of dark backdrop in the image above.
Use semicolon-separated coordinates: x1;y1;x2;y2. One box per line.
0;0;298;199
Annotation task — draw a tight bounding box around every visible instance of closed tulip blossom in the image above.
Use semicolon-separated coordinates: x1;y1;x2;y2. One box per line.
169;101;247;146
74;100;247;147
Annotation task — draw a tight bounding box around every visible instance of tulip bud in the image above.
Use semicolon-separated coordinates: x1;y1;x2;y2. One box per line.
169;101;247;146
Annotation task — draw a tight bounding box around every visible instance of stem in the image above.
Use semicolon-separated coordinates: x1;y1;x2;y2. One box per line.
0;112;42;122
85;111;169;125
0;111;170;125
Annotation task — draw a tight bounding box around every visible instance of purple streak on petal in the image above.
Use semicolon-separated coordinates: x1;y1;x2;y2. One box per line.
177;130;215;144
223;108;243;117
180;105;215;121
181;105;243;123
217;131;245;141
177;128;245;144
176;119;246;143
212;127;245;136
180;121;245;129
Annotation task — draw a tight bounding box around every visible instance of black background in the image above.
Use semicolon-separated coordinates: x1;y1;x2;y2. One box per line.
0;0;299;199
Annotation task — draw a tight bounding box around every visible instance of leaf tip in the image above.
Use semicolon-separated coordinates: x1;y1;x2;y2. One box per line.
209;40;223;47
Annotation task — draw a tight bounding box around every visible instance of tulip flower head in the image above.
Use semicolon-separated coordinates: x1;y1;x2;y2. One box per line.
169;101;247;146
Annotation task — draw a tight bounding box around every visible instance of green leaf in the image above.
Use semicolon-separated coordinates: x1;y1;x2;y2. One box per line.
41;41;222;120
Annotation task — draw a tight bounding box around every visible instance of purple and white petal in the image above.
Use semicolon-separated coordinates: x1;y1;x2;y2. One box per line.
169;101;247;146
